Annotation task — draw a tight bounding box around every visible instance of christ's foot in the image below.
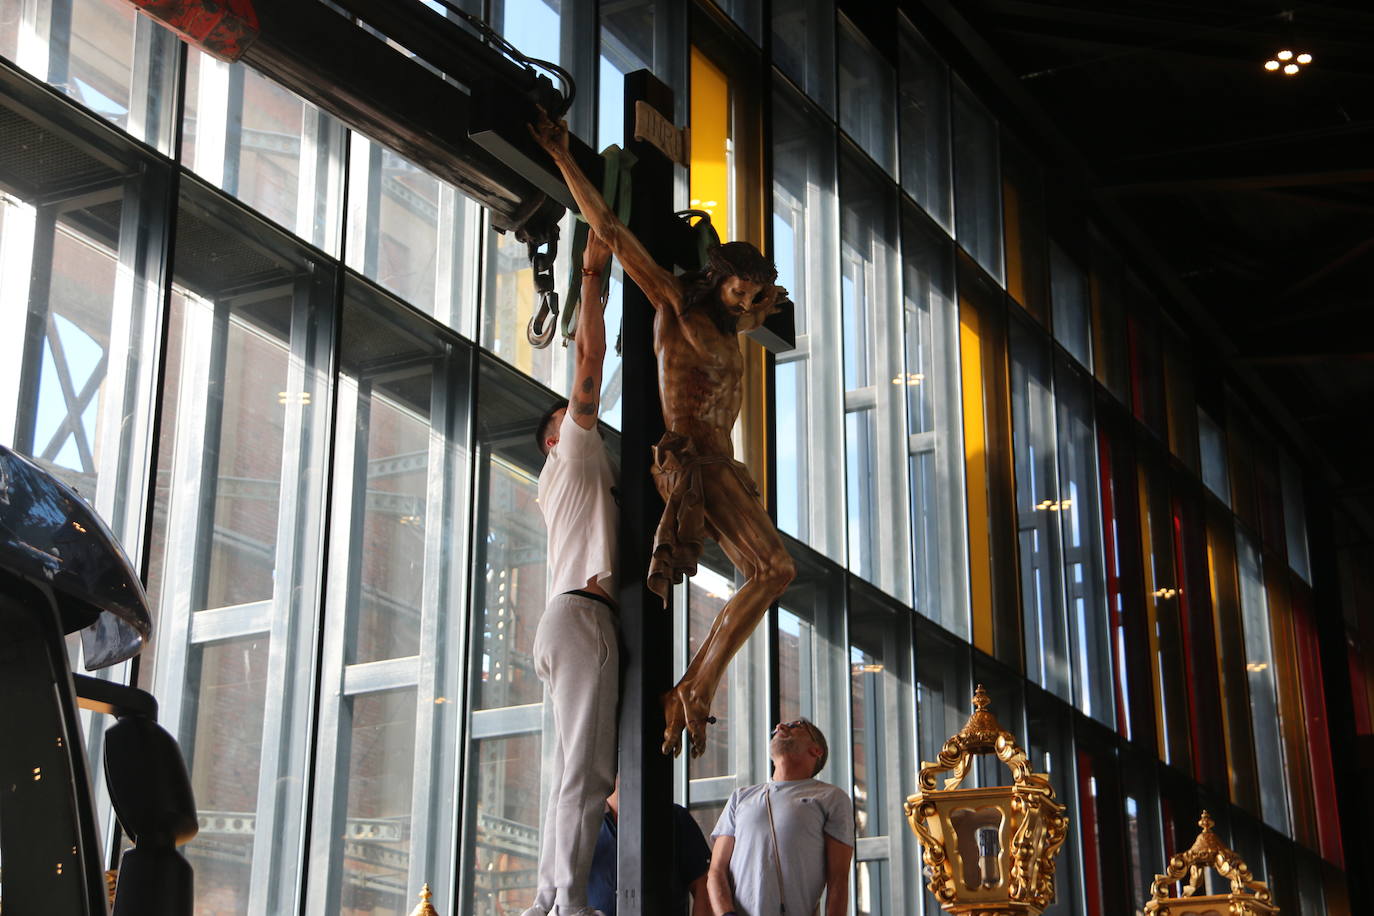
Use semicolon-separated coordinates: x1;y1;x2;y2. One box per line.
660;684;715;758
660;688;686;757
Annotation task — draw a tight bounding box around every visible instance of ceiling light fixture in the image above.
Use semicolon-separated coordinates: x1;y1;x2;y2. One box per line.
1264;12;1313;75
1264;50;1313;74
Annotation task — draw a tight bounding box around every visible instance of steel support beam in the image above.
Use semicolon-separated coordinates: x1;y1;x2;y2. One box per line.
615;69;673;916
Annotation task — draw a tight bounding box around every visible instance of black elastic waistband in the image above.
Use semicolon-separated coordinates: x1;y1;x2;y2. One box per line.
564;588;617;612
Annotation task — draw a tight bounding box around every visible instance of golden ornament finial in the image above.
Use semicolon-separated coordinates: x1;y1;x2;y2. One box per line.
408;883;440;916
972;683;991;710
1198;811;1214;832
953;685;1005;755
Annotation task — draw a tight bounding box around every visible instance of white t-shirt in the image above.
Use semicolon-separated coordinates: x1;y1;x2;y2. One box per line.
538;410;618;601
711;778;855;916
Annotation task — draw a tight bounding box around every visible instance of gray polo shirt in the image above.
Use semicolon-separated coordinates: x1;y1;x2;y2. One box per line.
711;778;855;916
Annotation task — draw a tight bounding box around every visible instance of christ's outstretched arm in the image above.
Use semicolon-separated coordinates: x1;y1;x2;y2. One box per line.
529;108;683;314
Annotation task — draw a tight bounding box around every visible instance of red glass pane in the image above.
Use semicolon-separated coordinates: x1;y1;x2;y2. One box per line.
1293;586;1344;865
1076;747;1104;916
1098;426;1132;738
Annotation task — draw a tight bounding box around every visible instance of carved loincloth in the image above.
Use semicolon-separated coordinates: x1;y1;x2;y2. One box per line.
647;431;759;605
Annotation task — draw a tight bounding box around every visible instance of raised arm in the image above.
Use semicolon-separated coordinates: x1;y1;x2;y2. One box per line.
569;228;611;429
529;108;682;313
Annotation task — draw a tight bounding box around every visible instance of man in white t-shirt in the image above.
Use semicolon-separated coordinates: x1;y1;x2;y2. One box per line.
522;230;619;916
707;719;854;916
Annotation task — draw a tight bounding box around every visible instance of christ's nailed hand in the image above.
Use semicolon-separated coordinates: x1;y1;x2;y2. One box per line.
528;105;570;159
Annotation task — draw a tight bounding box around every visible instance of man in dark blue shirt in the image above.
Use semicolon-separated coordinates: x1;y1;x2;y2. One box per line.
586;779;711;915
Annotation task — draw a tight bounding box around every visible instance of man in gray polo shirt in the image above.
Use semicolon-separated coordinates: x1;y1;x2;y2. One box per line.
707;719;855;916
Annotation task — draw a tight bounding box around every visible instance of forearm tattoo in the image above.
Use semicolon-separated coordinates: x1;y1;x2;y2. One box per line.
573;374;597;416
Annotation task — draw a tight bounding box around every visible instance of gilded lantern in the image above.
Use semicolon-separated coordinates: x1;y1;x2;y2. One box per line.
1143;812;1278;916
903;685;1068;915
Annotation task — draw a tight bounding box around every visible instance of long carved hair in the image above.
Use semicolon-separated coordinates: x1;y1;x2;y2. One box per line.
680;241;778;335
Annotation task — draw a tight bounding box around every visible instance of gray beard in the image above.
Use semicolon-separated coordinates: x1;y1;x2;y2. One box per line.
770;734;799;757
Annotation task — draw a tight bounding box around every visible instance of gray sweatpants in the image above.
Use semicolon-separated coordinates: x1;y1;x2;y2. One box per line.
531;592;619;912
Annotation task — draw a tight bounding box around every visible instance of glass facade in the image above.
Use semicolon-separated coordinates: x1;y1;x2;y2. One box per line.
837;14;896;176
840;149;909;599
0;3;1355;915
148;179;337;914
773;78;844;563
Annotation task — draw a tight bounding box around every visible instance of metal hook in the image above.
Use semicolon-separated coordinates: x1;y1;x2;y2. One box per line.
524;233;561;349
527;291;559;348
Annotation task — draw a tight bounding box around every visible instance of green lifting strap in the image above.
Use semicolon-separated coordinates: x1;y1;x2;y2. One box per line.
560;144;637;343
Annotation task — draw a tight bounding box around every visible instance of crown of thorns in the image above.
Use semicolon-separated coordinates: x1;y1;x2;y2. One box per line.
704;241;777;284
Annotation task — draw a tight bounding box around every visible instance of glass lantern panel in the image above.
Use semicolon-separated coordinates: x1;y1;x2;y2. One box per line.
950;806;1005;890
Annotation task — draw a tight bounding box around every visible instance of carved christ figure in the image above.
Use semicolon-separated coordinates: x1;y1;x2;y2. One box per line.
531;109;795;757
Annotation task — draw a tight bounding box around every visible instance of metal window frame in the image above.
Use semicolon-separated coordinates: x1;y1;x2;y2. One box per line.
772;76;846;565
150;198;338;911
839;162;912;599
846;578;919;912
306;314;472;914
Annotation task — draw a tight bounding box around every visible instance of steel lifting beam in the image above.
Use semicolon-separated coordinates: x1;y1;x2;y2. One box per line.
126;0;605;243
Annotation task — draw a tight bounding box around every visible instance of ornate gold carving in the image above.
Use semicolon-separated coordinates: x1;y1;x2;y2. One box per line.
408;882;440;916
905;687;1069;916
905;796;956;904
918;686;1041;793
1143;813;1277;914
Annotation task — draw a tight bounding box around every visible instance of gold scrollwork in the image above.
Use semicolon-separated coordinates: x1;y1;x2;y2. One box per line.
1143;813;1274;913
905;796;956;903
917;686;1052;795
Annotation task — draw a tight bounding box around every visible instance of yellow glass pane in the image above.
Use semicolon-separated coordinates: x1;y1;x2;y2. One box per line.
960;303;994;656
690;47;731;241
1204;507;1260;810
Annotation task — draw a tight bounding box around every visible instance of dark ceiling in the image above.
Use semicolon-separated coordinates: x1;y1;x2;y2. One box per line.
930;0;1374;540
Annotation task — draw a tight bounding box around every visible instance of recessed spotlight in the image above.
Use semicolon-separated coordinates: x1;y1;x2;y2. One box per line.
1264;59;1280;71
1296;52;1313;64
1276;49;1294;61
1283;63;1300;75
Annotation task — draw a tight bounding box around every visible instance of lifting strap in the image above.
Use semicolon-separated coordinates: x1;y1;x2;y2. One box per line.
527;144;636;349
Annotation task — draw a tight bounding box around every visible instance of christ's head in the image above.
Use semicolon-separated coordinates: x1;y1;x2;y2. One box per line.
684;241;778;334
